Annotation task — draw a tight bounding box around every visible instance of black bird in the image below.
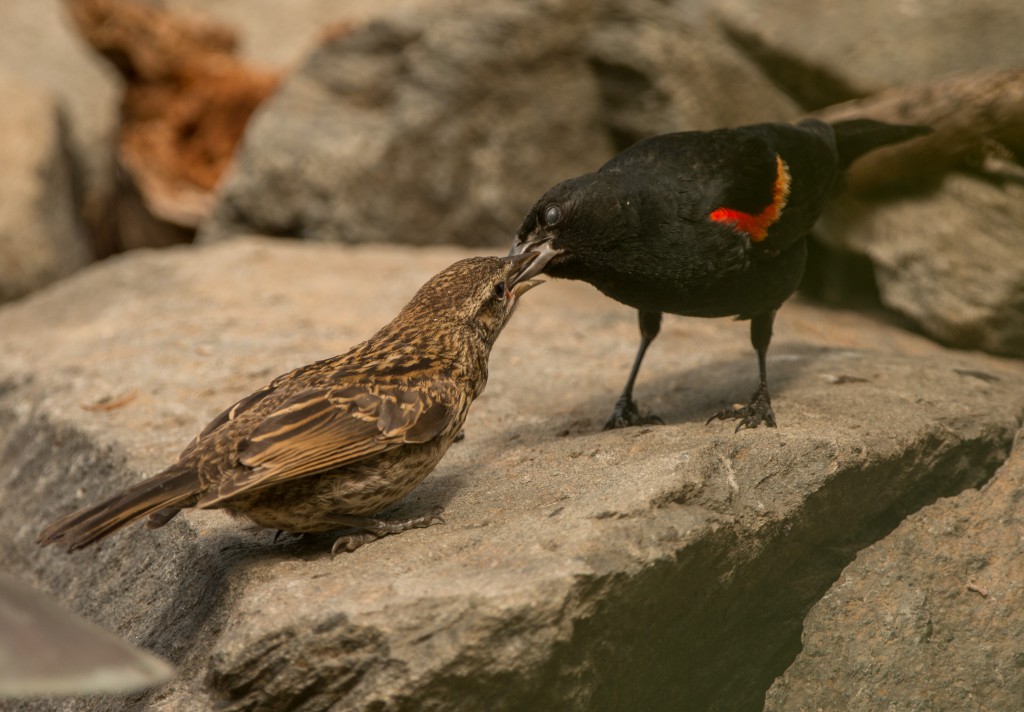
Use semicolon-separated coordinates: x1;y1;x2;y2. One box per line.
39;255;541;554
509;118;929;431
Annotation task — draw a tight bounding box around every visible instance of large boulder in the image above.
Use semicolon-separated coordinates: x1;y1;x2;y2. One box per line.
582;2;798;150
198;0;797;247
766;430;1024;711
815;172;1024;357
711;0;1024;108
2;238;1023;711
0;71;91;303
0;0;120;225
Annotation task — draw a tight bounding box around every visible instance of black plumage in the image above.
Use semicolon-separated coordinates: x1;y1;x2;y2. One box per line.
509;118;929;430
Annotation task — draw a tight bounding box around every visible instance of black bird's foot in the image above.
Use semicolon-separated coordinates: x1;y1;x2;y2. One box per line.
706;390;777;432
603;396;665;431
330;505;446;556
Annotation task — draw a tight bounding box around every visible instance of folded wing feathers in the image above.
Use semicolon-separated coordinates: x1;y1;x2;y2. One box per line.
197;384;451;506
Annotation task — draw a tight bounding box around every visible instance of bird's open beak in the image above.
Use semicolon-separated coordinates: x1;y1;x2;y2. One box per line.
511;278;542;298
503;250;544;291
507;235;562;286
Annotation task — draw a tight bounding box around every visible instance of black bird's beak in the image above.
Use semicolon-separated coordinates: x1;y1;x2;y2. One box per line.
507;234;563;286
502;252;545;297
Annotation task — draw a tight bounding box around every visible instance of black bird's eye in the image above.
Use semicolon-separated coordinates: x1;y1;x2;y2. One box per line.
494;282;506;299
543;205;562;226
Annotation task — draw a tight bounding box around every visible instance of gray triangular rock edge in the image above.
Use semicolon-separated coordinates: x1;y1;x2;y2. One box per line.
2;238;1022;711
765;428;1024;710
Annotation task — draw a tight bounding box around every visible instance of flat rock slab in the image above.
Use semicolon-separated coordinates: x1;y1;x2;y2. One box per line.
766;431;1024;711
2;238;1023;711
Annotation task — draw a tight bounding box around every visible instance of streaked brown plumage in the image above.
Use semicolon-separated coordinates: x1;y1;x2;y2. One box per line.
39;255;541;554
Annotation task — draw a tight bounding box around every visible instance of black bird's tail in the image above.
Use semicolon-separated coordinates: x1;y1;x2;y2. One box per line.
829;119;932;170
38;465;198;552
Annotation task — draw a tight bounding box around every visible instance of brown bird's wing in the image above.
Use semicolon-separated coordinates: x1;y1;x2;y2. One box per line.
178;381;282;457
196;385;453;507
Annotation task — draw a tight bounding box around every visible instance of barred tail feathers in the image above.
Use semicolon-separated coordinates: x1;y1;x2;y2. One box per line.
37;465;197;551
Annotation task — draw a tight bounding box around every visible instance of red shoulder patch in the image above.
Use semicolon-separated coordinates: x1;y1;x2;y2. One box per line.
709;155;791;242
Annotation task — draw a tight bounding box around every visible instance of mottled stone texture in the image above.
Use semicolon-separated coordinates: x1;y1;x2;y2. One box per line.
2;238;1022;710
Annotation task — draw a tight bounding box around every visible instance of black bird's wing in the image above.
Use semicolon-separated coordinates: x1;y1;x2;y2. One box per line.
604;122;840;254
196;384;453;506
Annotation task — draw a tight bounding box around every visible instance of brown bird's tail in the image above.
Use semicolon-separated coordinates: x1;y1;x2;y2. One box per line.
829;119;932;170
37;465;198;552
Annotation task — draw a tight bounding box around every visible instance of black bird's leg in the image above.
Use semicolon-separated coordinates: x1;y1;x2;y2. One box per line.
708;309;778;431
330;505;446;556
605;310;665;430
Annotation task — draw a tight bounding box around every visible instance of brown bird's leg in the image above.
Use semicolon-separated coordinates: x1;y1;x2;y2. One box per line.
330;506;446;555
605;310;665;430
708;309;778;431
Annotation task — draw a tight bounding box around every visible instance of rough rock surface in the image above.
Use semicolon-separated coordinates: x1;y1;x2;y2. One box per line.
766;430;1024;711
583;2;798;151
0;71;91;303
0;0;121;223
815;173;1024;357
711;0;1024;108
2;238;1023;711
198;0;796;247
158;0;439;67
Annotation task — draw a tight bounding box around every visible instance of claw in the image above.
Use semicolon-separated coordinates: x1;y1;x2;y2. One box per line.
604;396;664;430
328;505;447;557
707;389;777;431
331;532;379;557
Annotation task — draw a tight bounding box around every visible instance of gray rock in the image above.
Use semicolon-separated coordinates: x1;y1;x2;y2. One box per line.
158;0;443;67
585;2;798;149
0;71;91;303
711;0;1024;108
200;0;611;247
198;0;797;247
0;0;121;220
815;172;1024;357
766;429;1024;711
2;238;1023;711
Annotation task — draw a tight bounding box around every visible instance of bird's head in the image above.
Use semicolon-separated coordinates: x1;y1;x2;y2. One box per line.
398;255;543;350
508;172;634;283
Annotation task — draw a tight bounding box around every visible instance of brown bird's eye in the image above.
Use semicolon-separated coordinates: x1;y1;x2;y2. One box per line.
493;282;506;299
543;205;561;226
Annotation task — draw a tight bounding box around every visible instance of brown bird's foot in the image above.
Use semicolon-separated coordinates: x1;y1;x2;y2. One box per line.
272;529;306;545
706;388;777;432
330;505;446;556
603;396;664;430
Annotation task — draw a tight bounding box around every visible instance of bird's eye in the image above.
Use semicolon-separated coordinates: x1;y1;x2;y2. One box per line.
493;282;506;299
543;205;562;226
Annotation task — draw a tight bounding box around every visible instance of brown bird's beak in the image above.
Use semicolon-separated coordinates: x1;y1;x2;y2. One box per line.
507;235;562;285
511;278;543;298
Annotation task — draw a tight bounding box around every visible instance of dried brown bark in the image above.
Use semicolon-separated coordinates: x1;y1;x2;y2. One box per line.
68;0;281;252
815;69;1024;194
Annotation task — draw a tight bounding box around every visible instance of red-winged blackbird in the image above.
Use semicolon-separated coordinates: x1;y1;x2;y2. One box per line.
39;255;542;554
509;119;929;431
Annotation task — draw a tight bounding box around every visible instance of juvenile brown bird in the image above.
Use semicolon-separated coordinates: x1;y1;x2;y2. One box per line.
39;255;541;554
509;119;929;431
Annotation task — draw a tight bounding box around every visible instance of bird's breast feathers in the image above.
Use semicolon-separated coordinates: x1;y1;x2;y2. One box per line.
707;154;792;243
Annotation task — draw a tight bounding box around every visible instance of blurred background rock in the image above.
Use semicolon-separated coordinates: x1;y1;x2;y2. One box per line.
1;0;1021;354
